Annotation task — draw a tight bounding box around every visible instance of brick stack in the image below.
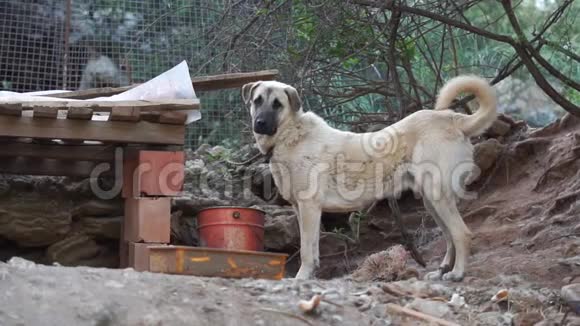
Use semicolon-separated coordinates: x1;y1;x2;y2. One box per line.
120;149;185;271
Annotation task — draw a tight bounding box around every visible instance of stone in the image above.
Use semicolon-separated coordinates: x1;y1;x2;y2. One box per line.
172;196;230;215
262;207;299;251
46;234;101;266
405;298;452;319
351;245;408;282
561;283;580;315
514;311;543;326
80;217;122;239
170;210;198;246
474;139;503;173
486;120;511;137
475;312;514;326
0;194;72;247
72;200;123;218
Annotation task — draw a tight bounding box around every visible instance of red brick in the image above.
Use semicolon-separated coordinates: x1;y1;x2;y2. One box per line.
122;150;185;198
124;197;171;243
128;242;152;271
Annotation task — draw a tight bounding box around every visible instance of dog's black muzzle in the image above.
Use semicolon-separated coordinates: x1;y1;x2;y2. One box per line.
253;112;277;136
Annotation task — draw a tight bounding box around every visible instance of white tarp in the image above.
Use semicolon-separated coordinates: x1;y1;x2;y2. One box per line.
0;60;201;124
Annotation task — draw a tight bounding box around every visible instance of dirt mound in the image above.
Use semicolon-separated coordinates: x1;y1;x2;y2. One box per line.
315;113;580;289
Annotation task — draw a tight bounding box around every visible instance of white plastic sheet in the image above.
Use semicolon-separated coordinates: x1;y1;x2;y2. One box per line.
0;60;201;124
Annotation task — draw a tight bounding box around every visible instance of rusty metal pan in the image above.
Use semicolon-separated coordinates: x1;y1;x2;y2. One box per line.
148;245;288;280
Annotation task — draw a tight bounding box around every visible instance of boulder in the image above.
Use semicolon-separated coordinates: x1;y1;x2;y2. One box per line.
475;312;514;326
0;194;72;247
46;234;102;266
261;206;299;251
170;211;198;246
405;298;452;319
486;120;512;138
80;217;122;240
474;139;503;173
72;200;123;218
561;283;580;315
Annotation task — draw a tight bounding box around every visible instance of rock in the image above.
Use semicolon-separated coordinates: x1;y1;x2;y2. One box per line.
7;257;36;270
172;196;230;215
170;211;198;246
561;283;580;315
351;245;408;282
486;120;511;137
46;234;102;266
0;176;10;197
475;312;514;326
514;311;543;326
405;298;452;319
474;139;503;173
72;200;123;218
263;208;299;251
0;194;72;247
80;217;122;239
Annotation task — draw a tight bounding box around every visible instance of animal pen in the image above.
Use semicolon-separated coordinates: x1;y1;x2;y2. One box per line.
0;0;286;276
0;0;266;148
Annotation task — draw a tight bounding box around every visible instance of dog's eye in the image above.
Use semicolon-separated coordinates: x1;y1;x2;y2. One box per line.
273;99;282;110
253;96;263;106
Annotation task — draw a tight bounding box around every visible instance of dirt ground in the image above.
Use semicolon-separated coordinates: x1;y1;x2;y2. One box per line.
1;114;579;326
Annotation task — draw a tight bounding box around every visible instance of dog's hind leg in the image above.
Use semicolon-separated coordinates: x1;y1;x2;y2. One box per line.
295;201;322;280
423;197;455;280
426;196;472;282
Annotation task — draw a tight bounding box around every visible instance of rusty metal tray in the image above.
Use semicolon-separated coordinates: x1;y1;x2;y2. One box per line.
148;245;288;280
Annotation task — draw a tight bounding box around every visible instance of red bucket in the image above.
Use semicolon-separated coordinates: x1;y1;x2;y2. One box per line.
196;206;266;252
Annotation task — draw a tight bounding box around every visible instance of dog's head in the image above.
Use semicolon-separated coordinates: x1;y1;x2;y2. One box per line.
242;80;302;137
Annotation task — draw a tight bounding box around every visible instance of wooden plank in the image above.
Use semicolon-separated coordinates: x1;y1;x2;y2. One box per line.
0;116;185;145
110;106;141;122
0;157;113;177
66;107;93;120
0;143;117;161
4;99;200;113
159;111;188;125
46;70;280;99
140;111;188;125
32;106;59;119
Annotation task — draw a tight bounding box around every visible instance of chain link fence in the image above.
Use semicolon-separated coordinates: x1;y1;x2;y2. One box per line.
0;0;261;149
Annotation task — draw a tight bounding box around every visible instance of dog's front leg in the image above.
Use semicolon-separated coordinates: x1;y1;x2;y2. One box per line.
295;201;322;280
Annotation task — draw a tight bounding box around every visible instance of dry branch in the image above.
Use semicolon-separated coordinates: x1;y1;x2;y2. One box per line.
386;303;461;326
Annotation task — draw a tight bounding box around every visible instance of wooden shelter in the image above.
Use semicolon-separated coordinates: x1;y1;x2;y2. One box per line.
0;70;278;270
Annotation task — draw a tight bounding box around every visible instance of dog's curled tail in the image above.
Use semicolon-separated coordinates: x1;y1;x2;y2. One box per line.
435;75;497;137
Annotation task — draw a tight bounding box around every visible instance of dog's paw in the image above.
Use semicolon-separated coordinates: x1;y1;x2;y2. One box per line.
424;270;443;281
441;271;465;282
294;267;314;280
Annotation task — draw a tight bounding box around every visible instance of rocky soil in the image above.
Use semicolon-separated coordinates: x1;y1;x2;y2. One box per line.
0;112;579;325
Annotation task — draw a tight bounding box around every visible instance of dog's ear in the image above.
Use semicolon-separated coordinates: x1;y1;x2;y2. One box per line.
284;86;301;112
242;81;261;105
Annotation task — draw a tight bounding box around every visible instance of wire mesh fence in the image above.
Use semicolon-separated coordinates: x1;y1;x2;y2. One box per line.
0;0;261;149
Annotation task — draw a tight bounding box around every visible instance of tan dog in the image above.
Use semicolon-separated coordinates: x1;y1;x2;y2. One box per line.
242;76;497;281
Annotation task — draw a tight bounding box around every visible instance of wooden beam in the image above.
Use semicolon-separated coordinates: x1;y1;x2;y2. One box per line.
66;107;93;120
46;70;280;99
0;99;200;113
0;103;23;116
0;157;113;177
0;116;185;145
0;143;118;162
110;106;141;122
33;106;59;119
191;70;280;91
